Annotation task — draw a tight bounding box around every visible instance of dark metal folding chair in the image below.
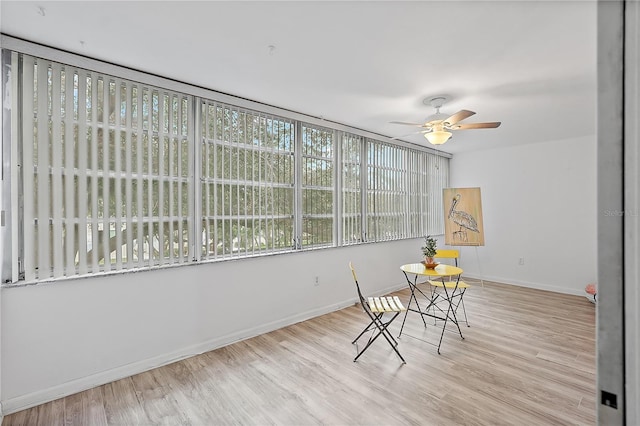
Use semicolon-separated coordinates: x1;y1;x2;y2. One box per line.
349;262;406;363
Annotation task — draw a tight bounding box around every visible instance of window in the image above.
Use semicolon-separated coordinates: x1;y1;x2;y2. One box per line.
407;150;449;237
341;133;364;245
13;53;193;281
300;124;334;248
366;140;408;241
2;47;449;284
200;102;295;259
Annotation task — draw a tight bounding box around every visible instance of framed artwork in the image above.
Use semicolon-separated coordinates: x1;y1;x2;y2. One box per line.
443;187;485;246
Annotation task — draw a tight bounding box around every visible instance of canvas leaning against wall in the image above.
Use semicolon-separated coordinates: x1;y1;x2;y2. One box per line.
443;187;485;246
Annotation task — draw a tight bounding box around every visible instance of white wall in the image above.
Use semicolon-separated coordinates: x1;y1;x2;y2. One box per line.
0;238;426;413
450;135;597;295
625;0;640;420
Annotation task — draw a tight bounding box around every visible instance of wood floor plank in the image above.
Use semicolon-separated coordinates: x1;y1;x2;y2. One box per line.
1;280;596;426
102;378;148;425
35;397;64;426
129;370;191;425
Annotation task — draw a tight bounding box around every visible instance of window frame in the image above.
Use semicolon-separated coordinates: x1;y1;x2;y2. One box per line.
1;38;451;285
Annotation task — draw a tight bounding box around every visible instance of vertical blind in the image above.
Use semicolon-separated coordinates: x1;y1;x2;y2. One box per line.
18;54;193;281
341;133;363;245
366;140;408;241
6;50;449;284
301;124;334;247
200;101;295;259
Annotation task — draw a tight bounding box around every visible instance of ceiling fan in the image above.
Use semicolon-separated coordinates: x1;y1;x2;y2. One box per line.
391;96;501;145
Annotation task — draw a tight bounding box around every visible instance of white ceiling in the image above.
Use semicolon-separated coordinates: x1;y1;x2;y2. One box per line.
0;0;597;154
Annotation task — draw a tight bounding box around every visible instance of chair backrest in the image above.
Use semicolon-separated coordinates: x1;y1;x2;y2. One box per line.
349;262;367;306
434;249;459;266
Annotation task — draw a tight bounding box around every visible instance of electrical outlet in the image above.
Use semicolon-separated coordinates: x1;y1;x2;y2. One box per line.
518;257;525;265
314;276;320;286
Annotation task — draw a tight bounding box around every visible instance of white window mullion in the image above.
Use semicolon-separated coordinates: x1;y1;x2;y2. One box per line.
125;82;134;269
64;68;76;276
422;153;428;236
51;62;64;278
242;113;249;257
167;94;175;265
418;152;424;236
229;111;234;254
90;72;100;273
273;119;279;250
402;148;408;238
202;102;211;260
158;92;166;264
389;148;394;239
186;97;196;262
257;116;262;252
125;81;134;269
213;104;220;259
10;52;20;283
250;115;256;256
146;90;154;266
392;148;396;237
360;139;367;242
335;131;342;246
102;78;111;272
371;142;377;241
375;143;380;241
221;108;227;256
398;148;404;237
36;60;51;279
294;121;302;249
421;153;425;236
397;147;401;238
176;97;185;263
77;73;89;275
114;80;123;270
234;110;241;256
430;154;436;234
22;55;36;281
211;103;218;260
136;86;144;267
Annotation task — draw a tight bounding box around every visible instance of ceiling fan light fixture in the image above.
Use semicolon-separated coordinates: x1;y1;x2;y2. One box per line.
425;130;452;145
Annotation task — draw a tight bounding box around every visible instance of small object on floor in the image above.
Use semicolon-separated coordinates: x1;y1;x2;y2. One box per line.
585;283;597;304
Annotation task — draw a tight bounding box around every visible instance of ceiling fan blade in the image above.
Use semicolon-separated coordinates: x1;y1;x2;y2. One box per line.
389;121;427;127
451;121;501;130
443;110;475;126
390;130;428;140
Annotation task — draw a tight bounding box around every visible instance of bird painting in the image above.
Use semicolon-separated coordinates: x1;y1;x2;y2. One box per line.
448;193;479;242
443;187;484;246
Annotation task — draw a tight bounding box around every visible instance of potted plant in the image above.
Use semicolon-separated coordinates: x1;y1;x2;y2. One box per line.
421;235;438;266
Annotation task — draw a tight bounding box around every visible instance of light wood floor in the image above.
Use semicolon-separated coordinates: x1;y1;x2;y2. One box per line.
2;279;596;426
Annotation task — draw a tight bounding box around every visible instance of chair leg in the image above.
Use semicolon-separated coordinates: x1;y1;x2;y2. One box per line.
354;312;405;363
374;314;401;347
352;317;378;344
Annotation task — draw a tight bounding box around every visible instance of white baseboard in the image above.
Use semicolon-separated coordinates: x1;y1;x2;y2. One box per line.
1;297;358;415
462;273;586;297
